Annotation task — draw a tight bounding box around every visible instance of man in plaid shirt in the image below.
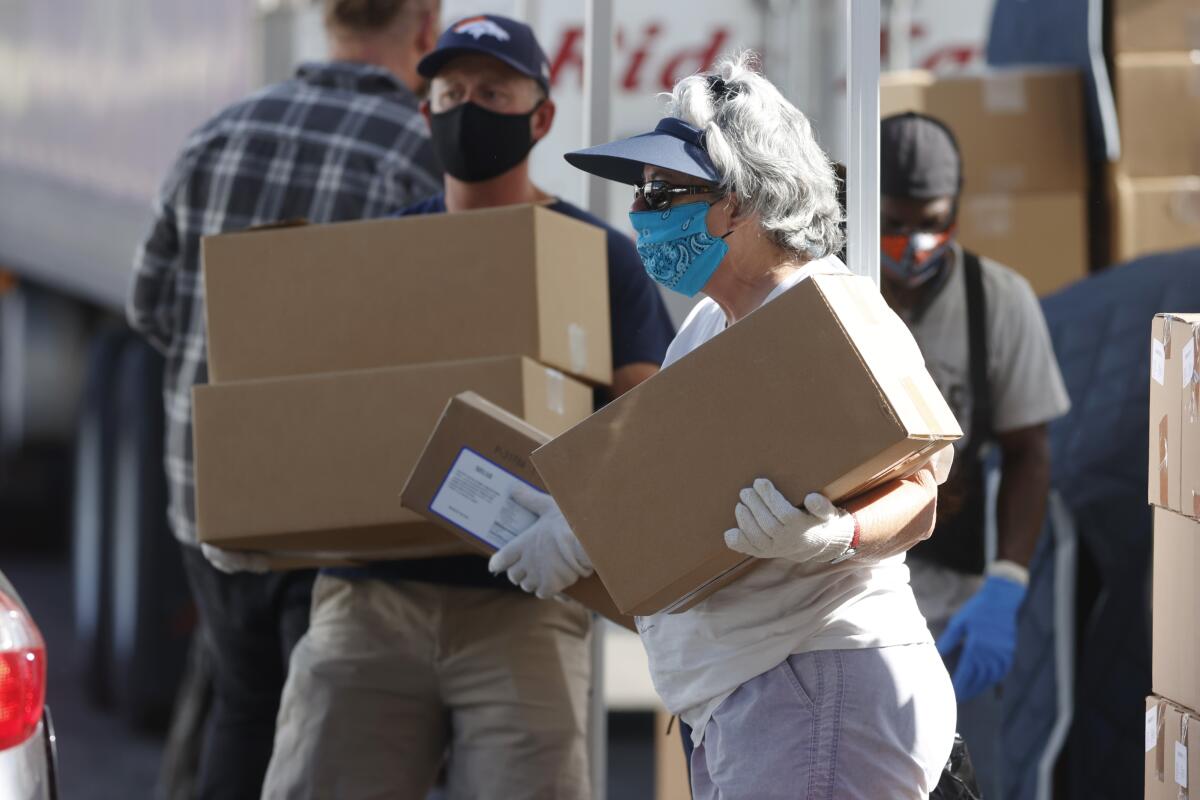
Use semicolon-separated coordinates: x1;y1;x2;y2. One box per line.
126;2;440;796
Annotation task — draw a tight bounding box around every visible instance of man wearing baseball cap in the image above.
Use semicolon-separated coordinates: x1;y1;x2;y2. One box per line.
261;15;675;799
878;111;1069;788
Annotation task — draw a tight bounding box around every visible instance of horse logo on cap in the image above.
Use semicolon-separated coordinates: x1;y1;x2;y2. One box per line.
454;16;510;42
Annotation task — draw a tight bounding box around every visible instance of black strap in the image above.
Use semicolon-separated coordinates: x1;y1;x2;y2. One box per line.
962;250;992;460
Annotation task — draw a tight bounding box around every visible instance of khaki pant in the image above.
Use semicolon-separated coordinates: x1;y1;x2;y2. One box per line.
262;575;592;800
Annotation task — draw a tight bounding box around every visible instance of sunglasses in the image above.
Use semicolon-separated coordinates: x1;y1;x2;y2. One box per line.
634;180;718;211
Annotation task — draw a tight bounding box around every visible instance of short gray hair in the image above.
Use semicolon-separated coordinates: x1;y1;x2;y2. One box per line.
664;51;844;260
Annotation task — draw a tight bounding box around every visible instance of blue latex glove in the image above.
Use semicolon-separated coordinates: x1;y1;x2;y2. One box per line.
936;574;1026;702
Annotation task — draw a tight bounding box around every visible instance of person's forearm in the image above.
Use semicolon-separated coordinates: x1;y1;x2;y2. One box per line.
843;465;938;561
995;449;1050;567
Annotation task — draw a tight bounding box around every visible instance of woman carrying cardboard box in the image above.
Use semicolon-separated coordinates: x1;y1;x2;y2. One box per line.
490;52;958;799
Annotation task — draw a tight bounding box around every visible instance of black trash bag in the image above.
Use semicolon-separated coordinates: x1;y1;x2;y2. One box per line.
931;734;983;800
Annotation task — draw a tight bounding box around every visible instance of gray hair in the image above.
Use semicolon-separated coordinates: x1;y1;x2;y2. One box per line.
664;51;844;260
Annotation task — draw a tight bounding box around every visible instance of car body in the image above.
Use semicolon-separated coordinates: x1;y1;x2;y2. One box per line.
0;570;57;800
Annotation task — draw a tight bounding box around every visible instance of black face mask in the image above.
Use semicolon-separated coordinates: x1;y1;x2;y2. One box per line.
429;100;542;183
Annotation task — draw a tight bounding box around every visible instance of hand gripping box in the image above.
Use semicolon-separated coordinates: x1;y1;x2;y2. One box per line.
401;391;635;631
201;204;612;385
194;356;591;561
530;273;963;617
1148;314;1200;519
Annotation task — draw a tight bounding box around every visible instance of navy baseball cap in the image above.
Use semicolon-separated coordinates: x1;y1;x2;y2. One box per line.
418;14;551;94
565;117;723;186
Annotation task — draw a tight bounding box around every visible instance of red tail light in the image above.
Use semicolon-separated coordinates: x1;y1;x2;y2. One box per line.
0;588;46;751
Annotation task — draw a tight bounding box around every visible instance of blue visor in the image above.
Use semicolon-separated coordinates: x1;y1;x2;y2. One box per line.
564;117;722;186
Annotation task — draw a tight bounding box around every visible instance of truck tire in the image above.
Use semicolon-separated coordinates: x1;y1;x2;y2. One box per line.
71;326;134;708
107;337;192;730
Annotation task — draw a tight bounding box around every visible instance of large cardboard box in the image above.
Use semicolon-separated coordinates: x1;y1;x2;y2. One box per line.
1146;695;1200;799
1148;314;1200;517
1114;0;1200;54
1110;173;1200;262
194;356;592;556
202;204;613;386
1153;508;1200;712
879;68;1087;193
531;274;962;616
956;191;1088;296
401;391;636;631
1115;54;1200;180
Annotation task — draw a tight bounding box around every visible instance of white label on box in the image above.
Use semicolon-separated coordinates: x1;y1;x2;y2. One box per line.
1177;741;1189;788
545;368;565;415
568;323;588;376
1153;339;1166;386
983;73;1027;114
1184;337;1196;386
429;448;543;550
1148;706;1160;753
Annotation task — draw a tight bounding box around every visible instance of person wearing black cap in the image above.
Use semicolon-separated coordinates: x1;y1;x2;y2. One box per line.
491;53;960;798
878;111;1069;780
261;14;675;800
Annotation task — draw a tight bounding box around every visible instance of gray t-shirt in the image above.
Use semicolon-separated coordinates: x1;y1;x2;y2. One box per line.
900;244;1071;456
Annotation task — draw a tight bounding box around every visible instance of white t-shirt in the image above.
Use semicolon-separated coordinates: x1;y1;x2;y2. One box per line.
900;245;1071;451
637;257;936;747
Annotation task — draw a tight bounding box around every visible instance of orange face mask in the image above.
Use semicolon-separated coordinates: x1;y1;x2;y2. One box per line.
880;227;956;287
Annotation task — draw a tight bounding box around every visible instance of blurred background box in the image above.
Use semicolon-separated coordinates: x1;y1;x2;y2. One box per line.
1113;53;1200;180
1110;174;1200;262
1112;0;1200;54
957;191;1089;296
880;67;1087;194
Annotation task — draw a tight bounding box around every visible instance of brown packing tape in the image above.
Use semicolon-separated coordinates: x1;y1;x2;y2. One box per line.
902;375;943;435
1180;712;1191;797
1190;328;1200;422
1161;698;1170;783
1162;415;1172;508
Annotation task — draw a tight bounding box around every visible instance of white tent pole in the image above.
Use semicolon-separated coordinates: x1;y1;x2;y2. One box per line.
847;0;881;286
582;0;613;217
581;6;613;796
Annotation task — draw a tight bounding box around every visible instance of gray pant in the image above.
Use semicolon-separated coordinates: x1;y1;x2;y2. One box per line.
690;644;956;800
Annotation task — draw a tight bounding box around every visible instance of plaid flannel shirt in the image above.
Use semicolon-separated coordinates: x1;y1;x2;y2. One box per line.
127;61;440;545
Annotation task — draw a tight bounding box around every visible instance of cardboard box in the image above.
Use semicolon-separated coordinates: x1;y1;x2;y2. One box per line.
956;191;1089;297
1148;315;1200;517
194;356;592;556
1114;0;1200;54
880;68;1087;193
531;274;963;616
1115;54;1200;180
1145;695;1200;799
202;204;613;386
1110;173;1200;262
1153;508;1200;712
401;392;636;631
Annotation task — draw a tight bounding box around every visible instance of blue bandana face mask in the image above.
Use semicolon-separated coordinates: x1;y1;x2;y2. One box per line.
629;201;730;297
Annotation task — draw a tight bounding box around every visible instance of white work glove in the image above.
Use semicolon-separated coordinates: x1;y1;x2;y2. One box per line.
488;484;593;598
724;479;856;564
200;543;271;575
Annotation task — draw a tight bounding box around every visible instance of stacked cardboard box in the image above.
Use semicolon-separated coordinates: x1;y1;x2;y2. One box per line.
1146;313;1200;798
193;205;609;565
529;273;962;615
1110;1;1200;261
880;68;1089;297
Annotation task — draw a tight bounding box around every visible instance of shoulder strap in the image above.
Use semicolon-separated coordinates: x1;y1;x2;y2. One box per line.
962;250;993;455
